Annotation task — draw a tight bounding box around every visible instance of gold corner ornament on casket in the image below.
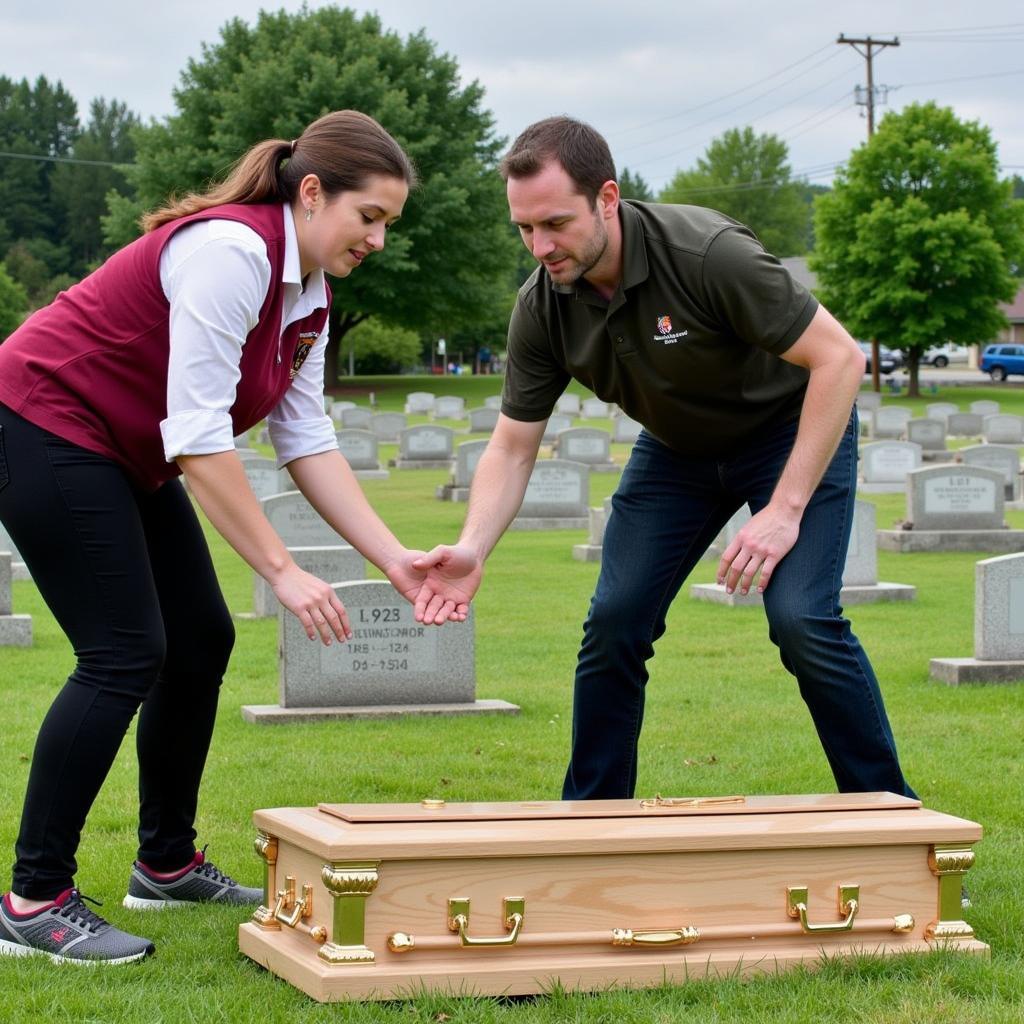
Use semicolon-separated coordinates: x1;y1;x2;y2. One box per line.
238;792;986;1002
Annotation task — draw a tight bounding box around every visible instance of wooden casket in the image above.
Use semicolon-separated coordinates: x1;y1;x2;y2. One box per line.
238;793;986;1002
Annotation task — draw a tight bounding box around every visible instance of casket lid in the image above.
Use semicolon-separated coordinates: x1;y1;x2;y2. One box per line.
318;792;919;823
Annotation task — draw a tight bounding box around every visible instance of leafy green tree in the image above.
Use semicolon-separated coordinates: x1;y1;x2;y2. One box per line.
618;166;653;202
0;262;29;339
342;319;421;375
50;99;138;270
658;127;807;255
106;6;518;382
1011;174;1024;201
812;102;1024;396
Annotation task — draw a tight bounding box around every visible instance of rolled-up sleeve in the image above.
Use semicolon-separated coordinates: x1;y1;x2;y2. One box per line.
266;319;338;467
159;225;271;461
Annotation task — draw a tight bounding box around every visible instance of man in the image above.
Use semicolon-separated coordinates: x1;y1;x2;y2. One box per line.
415;116;914;802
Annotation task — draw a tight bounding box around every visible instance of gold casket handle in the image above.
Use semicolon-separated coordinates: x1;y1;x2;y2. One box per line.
447;897;525;947
612;926;700;947
787;884;860;934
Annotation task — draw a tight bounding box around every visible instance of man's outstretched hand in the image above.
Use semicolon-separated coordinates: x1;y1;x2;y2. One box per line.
410;544;483;624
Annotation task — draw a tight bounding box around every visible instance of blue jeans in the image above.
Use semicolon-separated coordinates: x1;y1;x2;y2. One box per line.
562;413;916;800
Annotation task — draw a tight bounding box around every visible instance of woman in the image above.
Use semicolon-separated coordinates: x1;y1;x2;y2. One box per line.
0;110;461;964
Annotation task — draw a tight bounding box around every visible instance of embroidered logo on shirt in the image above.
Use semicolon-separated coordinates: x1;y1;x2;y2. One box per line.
652;315;688;344
290;331;319;380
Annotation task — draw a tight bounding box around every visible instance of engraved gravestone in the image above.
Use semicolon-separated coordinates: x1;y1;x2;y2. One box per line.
860;441;922;491
926;402;958;423
404;392;435;415
329;400;356;423
436;439;489;502
983;414;1024;445
582;398;611;419
612;414;642;443
340;407;372;429
276;581;479;707
856;392;882;411
0;551;31;646
468;407;499;433
572;495;615;562
908;465;1004;531
0;521;27;580
484;395;503;410
240;456;291;500
554;428;615;469
905;418;947;452
262;492;340;547
555;393;581;416
542;414;574;443
252;545;366;618
394;425;454;468
335;429;382;472
947;413;984;438
960;445;1021;501
369;413;407;442
843;499;877;587
970;400;1000;417
871;406;912;439
512;460;589;529
434;396;466;420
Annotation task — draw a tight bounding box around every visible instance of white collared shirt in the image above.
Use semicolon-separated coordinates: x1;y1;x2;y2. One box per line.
158;203;338;468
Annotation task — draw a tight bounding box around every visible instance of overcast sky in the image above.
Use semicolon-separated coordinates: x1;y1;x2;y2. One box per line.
2;1;1023;193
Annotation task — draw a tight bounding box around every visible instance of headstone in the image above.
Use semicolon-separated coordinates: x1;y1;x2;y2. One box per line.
960;444;1021;501
970;400;1000;417
340;407;372;429
703;505;752;561
905;418;947;452
241;580;518;721
251;545;366;619
0;521;28;580
483;395;503;410
433;396;466;420
931;553;1024;684
871;406;912;439
554;428;617;472
612;415;642;444
572;496;614;562
555;393;581;416
511;460;589;530
239;456;292;501
582;398;611;419
369;413;407;442
234;432;257;457
856;392;882;411
926;402;958;424
262;492;341;548
392;425;455;469
693;500;914;606
335;429;388;478
908;465;1004;531
467;407;499;433
323;396;334;413
404;392;436;415
983;414;1024;445
947;413;984;438
0;552;32;646
329;400;357;424
541;414;574;443
437;439;490;502
859;441;922;493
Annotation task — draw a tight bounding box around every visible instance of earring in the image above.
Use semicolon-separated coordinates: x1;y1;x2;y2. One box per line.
304;207;313;223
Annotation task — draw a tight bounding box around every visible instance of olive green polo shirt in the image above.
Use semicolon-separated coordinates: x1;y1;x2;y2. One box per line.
501;200;817;457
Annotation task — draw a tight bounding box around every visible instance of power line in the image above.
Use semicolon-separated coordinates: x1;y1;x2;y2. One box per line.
0;149;130;168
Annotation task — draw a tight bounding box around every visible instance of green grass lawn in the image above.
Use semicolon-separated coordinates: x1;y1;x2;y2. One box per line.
2;379;1024;1022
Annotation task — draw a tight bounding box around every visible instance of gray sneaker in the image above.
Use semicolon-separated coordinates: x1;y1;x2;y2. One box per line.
0;888;154;965
123;847;262;910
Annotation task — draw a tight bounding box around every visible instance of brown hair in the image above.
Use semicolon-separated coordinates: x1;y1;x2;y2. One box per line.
142;110;417;232
499;116;616;205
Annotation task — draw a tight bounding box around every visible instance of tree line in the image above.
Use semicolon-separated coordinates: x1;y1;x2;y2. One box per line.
2;6;1022;391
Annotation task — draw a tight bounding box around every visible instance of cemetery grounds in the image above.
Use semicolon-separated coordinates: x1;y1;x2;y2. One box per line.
0;378;1022;1023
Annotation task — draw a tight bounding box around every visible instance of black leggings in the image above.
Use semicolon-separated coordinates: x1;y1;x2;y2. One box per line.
0;405;234;899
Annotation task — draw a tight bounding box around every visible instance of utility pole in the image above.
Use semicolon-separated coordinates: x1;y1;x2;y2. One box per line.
838;33;899;391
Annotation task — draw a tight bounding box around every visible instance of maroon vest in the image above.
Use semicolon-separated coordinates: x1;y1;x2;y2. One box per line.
0;203;331;491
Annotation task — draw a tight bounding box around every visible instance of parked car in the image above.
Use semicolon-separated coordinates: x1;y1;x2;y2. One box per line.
980;344;1024;381
856;341;900;375
922;343;970;368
